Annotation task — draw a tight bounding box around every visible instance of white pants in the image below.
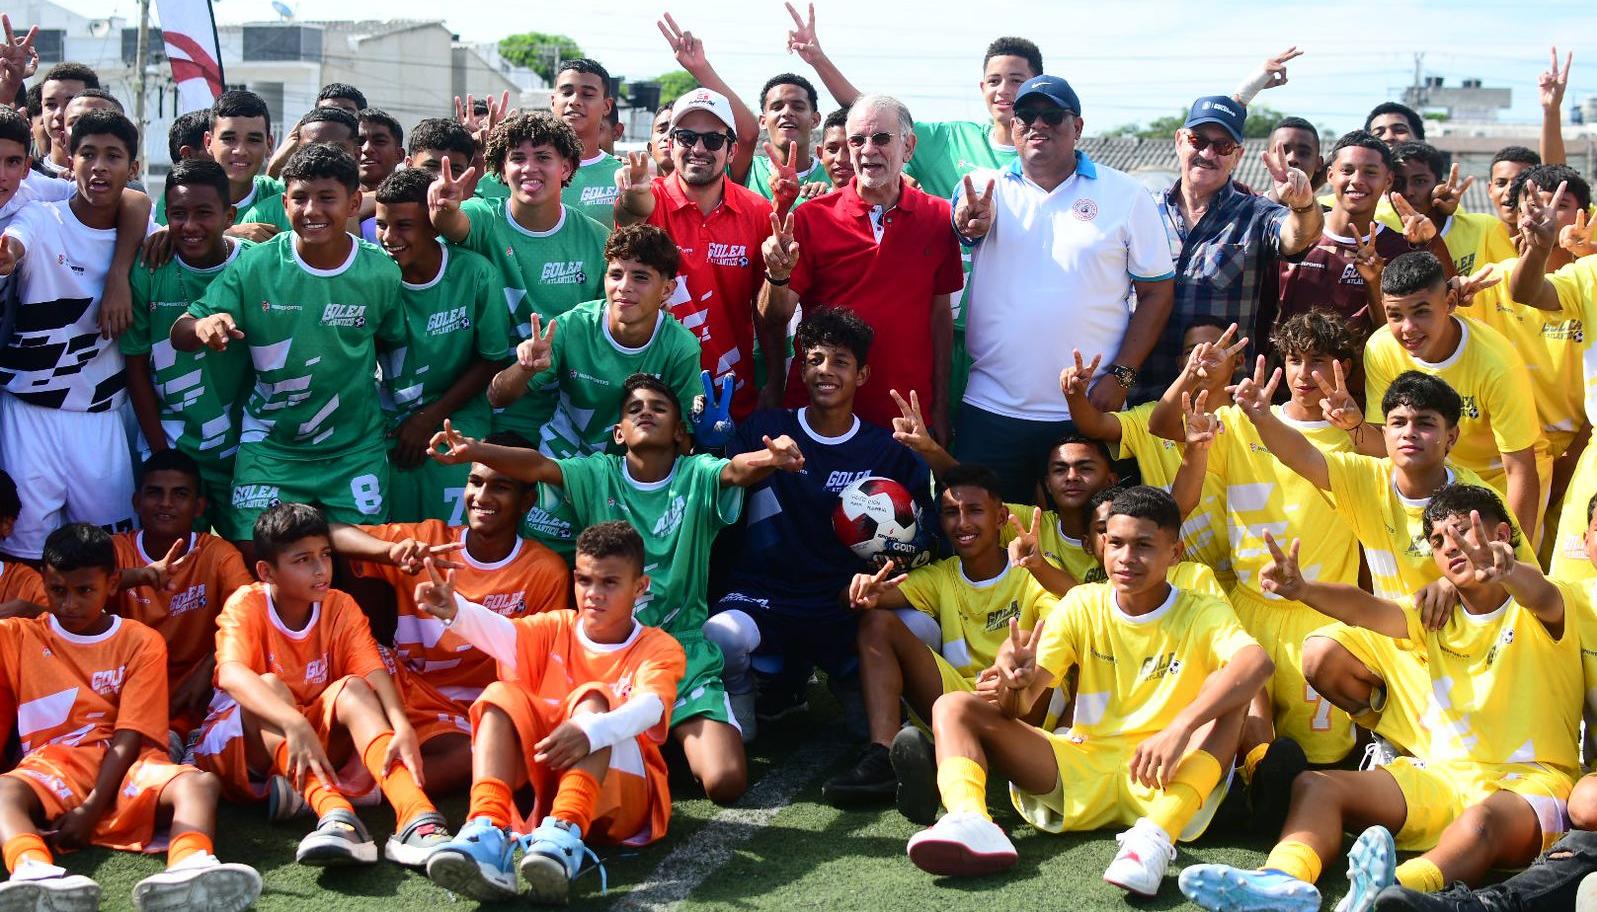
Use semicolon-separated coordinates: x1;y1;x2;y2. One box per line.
0;393;135;558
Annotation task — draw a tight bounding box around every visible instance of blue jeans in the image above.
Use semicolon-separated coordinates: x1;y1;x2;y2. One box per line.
952;402;1076;504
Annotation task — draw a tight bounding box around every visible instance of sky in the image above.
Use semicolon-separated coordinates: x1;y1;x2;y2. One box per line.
57;0;1597;135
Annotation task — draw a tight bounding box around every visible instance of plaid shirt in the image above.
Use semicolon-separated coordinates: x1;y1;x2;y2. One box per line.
1132;180;1295;403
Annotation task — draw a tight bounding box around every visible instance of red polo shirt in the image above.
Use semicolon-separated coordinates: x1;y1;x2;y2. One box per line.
646;174;773;420
785;181;964;426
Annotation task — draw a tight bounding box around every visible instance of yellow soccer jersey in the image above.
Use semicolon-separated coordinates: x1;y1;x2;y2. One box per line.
1546;257;1597;428
1324;453;1539;600
1375;209;1495;276
1005;503;1099;585
898;558;1057;682
1168;561;1225;598
1478;218;1518;268
1116;402;1234;587
1363;316;1543;496
1207;405;1360;598
1035;582;1258;743
1389;582;1585;775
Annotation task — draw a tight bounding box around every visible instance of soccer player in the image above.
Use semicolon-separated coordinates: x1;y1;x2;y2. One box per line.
1267;116;1325;197
264;82;369;178
405;117;476;182
1383;141;1492;276
652;12;761;187
429;372;808;804
36;62;97;178
167;108;211;164
821;463;1054;814
1363;251;1544;535
197;89;290;238
355;108;405;243
0;471;45;618
647;104;673;178
330;444;569;794
1366;101;1426;147
1485;145;1540;261
1003;437;1120;593
818;106;854;187
1180;485;1582;912
294;106;359;161
316;83;366;114
550;58;623;227
1079;485;1227;598
0;523;261;912
172;143;407;552
189;503;450;867
124;158;253;527
899;486;1270;895
374;167;511;524
416;522;686;904
426;112;608;442
743;73;830;207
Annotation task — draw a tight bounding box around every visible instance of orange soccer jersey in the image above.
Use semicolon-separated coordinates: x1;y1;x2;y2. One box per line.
0;560;45;606
113;531;252;687
0;614;194;851
473;610;686;847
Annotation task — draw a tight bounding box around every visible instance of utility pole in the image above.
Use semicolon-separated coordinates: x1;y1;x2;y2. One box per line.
133;0;149;180
1411;52;1426;106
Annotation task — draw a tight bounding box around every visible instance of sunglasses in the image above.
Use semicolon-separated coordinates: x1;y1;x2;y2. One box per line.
1182;132;1240;157
672;128;733;152
846;131;895;149
1014;107;1071;128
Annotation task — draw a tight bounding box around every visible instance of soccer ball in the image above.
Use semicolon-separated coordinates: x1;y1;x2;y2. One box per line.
832;476;924;567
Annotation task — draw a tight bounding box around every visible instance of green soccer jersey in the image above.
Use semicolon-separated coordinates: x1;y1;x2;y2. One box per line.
530;299;703;458
155;174;291;231
558;452;742;634
743;153;833;207
189;232;406;459
474;172;510;201
380;243;513;439
904;120;1016;328
121;238;255;466
562;153;623;228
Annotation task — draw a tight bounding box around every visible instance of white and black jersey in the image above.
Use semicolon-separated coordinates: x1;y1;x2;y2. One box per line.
0;200;123;412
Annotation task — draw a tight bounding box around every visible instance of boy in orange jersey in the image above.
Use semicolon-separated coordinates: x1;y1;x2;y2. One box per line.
188;502;452;868
0;524;260;912
0;471;45;618
418;521;686;905
112;450;252;752
330;440;570;794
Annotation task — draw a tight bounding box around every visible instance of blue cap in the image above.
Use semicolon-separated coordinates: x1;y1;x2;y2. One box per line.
1014;75;1080;116
1184;95;1246;143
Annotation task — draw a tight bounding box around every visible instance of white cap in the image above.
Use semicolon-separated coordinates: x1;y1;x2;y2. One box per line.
668;88;736;132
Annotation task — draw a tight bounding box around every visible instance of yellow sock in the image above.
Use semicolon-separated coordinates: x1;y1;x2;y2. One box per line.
1396;858;1445;893
1146;750;1223;839
1239;743;1270;785
935;756;989;820
1262;840;1323;884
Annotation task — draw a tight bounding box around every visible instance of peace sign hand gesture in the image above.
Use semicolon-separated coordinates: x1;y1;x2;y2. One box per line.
1259;531;1304;600
1228;355;1281;417
1560;209;1597;258
763;212;799;280
616;151;651;193
1391;193;1437;244
1311;361;1361;430
1446;510;1516;584
0;16;39;90
145;538;195;593
764;141;800;215
1541;46;1573;112
1430;164;1475;218
1059;350;1100;402
413;557;459;621
889;388;936;455
658;12;708;74
1182;388;1219;450
515;313;557;373
428;419;479;466
1261;149;1313;210
1184;322;1247;384
848;559;905;611
1006;510;1044;572
994;616;1047;691
1260;46;1303;90
1518;179;1566;253
784;2;824;64
1352;222;1387;287
954;174;997;238
691;370;737;448
427;157;477;217
1449;263;1501;309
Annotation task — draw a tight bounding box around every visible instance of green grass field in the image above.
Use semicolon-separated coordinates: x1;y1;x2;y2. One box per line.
46;685;1357;912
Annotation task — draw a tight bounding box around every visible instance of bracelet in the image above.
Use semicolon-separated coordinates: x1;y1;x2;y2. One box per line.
1291;203;1320;213
766;273;790;286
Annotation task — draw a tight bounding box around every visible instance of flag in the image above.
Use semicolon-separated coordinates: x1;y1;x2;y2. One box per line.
154;0;225;113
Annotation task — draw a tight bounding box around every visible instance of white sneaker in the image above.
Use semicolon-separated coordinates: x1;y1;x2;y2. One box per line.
730;691;757;743
132;852;262;912
0;859;101;912
905;811;1017;876
1179;864;1321;912
1359;736;1398;770
1103;818;1176;896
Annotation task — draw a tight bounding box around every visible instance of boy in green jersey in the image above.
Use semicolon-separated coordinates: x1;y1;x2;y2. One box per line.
404;118;476;186
202;90;288;238
429;373;808;804
550;58;623;227
428;112;609;441
123;159;252;532
374;168;512;524
171;143;406;559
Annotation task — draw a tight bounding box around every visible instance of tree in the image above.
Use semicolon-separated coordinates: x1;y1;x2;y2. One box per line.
1100;105;1290;140
498;32;583;84
657;69;698;106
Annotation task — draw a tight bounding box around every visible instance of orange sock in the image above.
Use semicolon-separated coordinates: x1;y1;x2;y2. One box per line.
274;740;352;818
549;768;600;837
469;777;515;829
166;831;213;867
362;731;436;827
2;833;51;872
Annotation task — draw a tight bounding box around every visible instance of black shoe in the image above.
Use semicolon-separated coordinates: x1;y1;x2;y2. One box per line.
1373;882;1494;912
890;726;939;825
1248;737;1308;838
756;687;809;723
822;743;895;807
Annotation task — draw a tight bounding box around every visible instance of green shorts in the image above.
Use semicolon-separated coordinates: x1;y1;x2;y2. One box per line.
226;443;390;540
671;634;733;730
387;456;470;524
180;446;236;535
519;482;577;562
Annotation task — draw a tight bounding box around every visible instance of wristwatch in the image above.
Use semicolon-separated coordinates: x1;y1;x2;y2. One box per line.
1106;363;1138;390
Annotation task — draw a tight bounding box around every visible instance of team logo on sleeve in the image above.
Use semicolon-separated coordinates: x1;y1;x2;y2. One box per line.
321;303;368;328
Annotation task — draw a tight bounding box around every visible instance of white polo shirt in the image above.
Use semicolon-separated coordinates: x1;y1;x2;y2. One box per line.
959;152;1174;421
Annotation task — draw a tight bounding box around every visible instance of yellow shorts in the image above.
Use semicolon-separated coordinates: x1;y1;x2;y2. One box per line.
1230;587;1355;764
1009;733;1229;840
1383;757;1573;852
1550;439;1597;583
1310;624;1429;755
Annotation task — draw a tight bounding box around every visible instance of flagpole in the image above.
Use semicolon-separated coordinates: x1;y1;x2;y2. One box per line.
133;0;149;179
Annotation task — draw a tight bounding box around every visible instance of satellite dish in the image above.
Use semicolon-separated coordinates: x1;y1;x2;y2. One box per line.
271;0;294;19
87;18;111;37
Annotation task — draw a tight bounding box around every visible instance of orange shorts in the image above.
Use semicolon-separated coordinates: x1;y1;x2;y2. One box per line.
188;675;375;803
392;665;474;748
471;681;668;847
3;742;196;852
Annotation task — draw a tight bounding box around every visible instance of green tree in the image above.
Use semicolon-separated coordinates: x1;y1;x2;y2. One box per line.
1101;105;1289;140
657;69;698;105
498;32;583;83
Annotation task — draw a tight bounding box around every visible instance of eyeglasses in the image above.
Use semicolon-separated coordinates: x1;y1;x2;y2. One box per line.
1014;107;1071;128
846;131;895;149
1182;131;1240;157
671;129;733;151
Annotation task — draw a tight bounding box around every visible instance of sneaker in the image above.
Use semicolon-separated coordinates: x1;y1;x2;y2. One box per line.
821;743;895;807
425;817;520;903
730;691;757;743
295;807;378;866
517;817;604;905
1249;737;1308;838
1178;864;1321;912
1334;826;1397;912
905;812;1017;877
384;810;453;867
890;726;939;825
1361;736;1399;770
132;852;262;912
1371;882;1492;911
1103;818;1176;896
0;859;101;912
755;687;808;722
265;775;309;823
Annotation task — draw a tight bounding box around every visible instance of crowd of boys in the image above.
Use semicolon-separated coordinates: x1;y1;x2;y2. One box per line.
0;9;1596;912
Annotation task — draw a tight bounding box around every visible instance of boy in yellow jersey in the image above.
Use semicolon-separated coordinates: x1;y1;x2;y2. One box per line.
1181;484;1584;912
1483;146;1540;263
999;437;1118;593
1364;251;1545;534
822;464;1056;818
1149;311;1366;776
1381;142;1493;276
1082;487;1225;598
898;486;1270;897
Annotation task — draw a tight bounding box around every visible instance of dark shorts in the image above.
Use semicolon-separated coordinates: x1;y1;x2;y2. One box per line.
714;589;860;685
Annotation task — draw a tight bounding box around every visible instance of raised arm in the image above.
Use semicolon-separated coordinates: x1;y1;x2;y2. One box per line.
1060;350;1122;442
1231;360;1332;489
1262;148;1323;256
426;158;475;246
613;152;655;227
783;2;862;107
1510;180;1572;312
757;212;800;405
1451;510;1565;637
1540;47;1572;166
889;388;958;476
1171;389;1217;517
720;433;805;487
1260;532;1409;637
430;419;563;487
658;13;760;182
487;314;555;408
1149;323;1248;440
